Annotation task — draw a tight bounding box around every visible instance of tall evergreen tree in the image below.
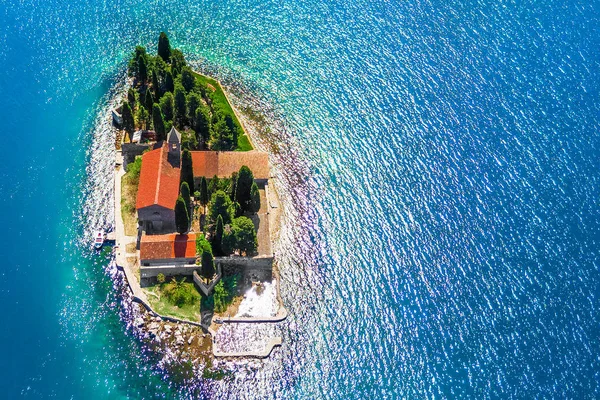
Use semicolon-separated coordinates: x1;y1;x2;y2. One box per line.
174;82;187;125
180;181;191;211
181;149;194;192
158;32;171;62
181;66;195;92
152;104;166;140
127;88;136;110
209;190;233;224
165;70;175;93
236;166;254;212
195;106;211;148
225;114;239;149
121;102;135;139
159;92;174;122
187;92;201;122
174;196;189;234
144;88;154;112
250;182;261;214
213;214;224;256
138;54;148;83
199;176;209;214
151;71;160;98
170;49;186;76
201;244;215;278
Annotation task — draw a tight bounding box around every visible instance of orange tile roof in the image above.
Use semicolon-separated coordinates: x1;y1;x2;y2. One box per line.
140;233;197;260
136;144;181;210
190;151;270;180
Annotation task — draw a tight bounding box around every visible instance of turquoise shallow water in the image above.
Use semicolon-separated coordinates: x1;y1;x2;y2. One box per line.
1;0;599;398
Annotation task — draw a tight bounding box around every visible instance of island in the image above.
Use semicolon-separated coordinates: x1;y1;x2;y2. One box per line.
110;33;286;377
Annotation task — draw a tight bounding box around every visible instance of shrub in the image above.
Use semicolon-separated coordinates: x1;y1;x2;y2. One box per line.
156;273;165;284
163;277;199;307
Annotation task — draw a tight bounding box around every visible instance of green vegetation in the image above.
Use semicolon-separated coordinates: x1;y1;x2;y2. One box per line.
121;156;142;235
209;190;234;225
235;165;254;213
121;102;135;140
224;216;258;256
199;176;209;213
157;273;165;284
126;32;252;151
145;277;201;322
213;274;239;313
181;149;194;192
196;234;215;278
213;214;224;256
180;181;191;211
175;196;189;234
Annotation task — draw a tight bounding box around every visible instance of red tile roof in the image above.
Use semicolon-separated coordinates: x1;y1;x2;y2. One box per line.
190;151;270;180
136;144;181;210
140;233;197;260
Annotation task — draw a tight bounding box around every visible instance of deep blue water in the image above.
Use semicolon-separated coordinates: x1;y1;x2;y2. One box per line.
1;0;599;398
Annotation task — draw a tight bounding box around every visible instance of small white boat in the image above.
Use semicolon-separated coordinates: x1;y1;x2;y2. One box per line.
93;230;105;250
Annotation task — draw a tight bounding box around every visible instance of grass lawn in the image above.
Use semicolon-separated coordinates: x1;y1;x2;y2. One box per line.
192;71;253;152
144;280;201;322
121;176;138;236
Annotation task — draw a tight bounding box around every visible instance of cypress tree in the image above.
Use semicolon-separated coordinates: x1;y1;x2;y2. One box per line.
174;196;189;234
195;106;211;148
250;182;261;214
138;55;148;83
121;102;135;139
201;245;215;278
158;32;171;62
127;88;136;110
159;92;174;122
225;114;238;149
181;149;194;192
214;214;224;256
144;88;154;112
174;82;187;125
199;176;209;214
187;92;201;122
152;104;166;140
181;66;195;92
180;181;191;211
165;70;174;93
236;166;254;212
151;71;160;98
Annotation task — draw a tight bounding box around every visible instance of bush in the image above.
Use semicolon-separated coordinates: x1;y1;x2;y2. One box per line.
226;216;258;256
163;277;199;307
157;273;165;284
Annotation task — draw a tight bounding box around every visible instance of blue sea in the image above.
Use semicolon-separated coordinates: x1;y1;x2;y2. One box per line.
1;0;599;398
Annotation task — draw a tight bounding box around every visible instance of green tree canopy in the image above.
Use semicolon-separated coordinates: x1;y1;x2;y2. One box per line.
187;92;201;122
170;49;187;76
181;149;194;192
228;216;257;256
209;190;233;224
144;88;154;112
158;32;171;62
194;106;211;148
174;82;187;125
180;181;191;211
159;92;174;122
152;103;166;141
181;66;195;92
151;71;160;99
224;114;239;149
138;54;148;83
250;182;261;214
165;70;175;93
196;234;215;279
127;88;136;110
199;176;209;212
121;101;135;138
136;106;150;130
236;165;254;212
209;118;234;150
175;196;189;234
213;214;224;256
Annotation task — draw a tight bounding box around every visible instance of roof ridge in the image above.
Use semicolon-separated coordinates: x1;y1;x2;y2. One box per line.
154;145;165;204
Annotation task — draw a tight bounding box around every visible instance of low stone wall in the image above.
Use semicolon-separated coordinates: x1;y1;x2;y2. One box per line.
140;264;200;278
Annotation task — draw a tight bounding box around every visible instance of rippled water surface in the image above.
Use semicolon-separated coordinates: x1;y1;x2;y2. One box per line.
1;0;599;398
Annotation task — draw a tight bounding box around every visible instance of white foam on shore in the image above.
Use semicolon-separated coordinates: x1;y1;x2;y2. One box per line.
235;281;279;318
